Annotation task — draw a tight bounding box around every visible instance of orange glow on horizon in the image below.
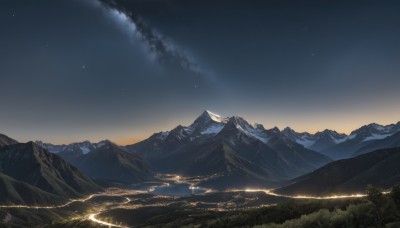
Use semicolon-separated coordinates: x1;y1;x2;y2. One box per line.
115;137;144;146
79;116;400;146
14;107;400;146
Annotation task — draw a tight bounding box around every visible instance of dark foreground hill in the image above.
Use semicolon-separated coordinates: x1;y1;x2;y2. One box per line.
0;172;63;204
0;141;101;204
275;147;400;196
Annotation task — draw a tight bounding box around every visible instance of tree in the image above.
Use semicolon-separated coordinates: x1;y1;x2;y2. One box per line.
366;185;385;226
390;184;400;206
366;185;383;207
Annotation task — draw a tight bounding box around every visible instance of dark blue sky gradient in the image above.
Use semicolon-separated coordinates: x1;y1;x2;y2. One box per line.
1;0;399;144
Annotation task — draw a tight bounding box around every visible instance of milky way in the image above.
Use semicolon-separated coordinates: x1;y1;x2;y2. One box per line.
96;0;212;82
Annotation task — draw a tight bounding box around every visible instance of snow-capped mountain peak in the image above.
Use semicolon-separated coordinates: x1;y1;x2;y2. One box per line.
223;116;270;144
188;111;229;137
192;110;228;125
350;122;400;141
205;110;228;123
36;139;119;155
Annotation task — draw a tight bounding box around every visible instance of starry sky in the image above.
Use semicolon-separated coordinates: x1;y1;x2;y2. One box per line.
1;0;400;145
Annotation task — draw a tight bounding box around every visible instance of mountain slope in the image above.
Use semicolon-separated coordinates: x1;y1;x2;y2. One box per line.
155;133;288;188
0;142;101;198
0;172;63;204
309;130;347;152
64;141;154;183
275;147;400;196
353;131;400;157
0;133;18;146
124;131;168;164
125;110;227;164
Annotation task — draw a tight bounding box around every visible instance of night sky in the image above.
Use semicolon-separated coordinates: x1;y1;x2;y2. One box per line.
1;0;400;144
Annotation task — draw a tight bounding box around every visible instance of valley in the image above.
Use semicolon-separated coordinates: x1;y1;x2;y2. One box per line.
0;173;372;227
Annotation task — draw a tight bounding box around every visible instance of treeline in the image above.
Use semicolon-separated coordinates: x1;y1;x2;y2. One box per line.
140;185;400;227
256;185;400;228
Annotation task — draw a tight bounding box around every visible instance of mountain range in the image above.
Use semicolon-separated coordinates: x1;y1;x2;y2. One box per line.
353;131;400;157
282;128;347;152
38;140;154;184
320;122;400;159
47;110;400;189
282;122;400;160
2;109;398;203
36;140;105;156
125;111;332;189
275;147;400;196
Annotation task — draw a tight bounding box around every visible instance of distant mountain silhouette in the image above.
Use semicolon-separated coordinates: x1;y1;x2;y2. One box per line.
282;127;347;152
275;147;400;196
320;122;400;159
281;122;400;160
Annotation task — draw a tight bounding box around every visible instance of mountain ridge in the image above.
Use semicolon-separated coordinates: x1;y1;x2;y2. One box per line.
58;141;155;184
125;111;332;189
0;137;101;204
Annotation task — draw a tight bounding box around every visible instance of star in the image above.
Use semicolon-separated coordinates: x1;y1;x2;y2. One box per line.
82;65;86;70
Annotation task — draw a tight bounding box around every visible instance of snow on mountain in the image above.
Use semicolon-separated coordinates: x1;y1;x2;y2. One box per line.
176;110;229;139
361;134;392;142
333;136;348;144
37;110;400;161
295;138;316;148
227;116;270;143
282;122;400;156
205;110;229;123
126;110;332;189
350;122;400;137
320;122;400;160
347;134;357;140
343;122;400;144
79;145;91;154
201;124;225;135
281;127;348;152
36;140;115;155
